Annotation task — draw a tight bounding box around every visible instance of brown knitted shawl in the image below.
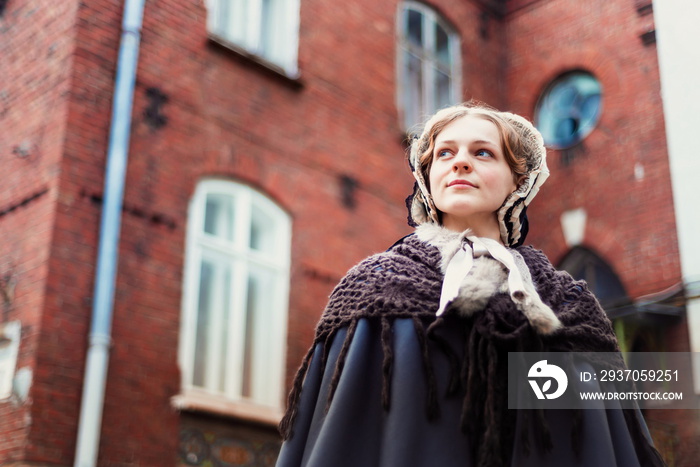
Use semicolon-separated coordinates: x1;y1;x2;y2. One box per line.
279;233;664;467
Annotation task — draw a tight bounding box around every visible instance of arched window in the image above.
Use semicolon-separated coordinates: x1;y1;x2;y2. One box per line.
558;246;628;310
179;180;291;413
398;2;461;132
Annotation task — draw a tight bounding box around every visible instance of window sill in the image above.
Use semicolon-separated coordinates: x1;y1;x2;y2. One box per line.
172;389;284;427
207;34;303;90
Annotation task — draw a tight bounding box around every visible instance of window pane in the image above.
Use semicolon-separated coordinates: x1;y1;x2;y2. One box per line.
192;261;213;387
204;0;218;31
216;0;229;34
405;9;423;48
549;83;578;111
403;50;423;130
214;0;248;46
219;267;232;393
192;256;232;392
260;0;276;60
580;94;601;130
259;0;299;74
203;194;235;241
435;68;451;110
249;207;275;253
241;265;275;399
435;23;450;64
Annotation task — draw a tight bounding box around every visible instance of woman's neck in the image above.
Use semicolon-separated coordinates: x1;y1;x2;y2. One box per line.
441;214;504;245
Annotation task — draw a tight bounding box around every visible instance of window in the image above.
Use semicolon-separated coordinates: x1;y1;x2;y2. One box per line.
535;71;602;149
204;0;301;77
558;246;627;310
398;2;461;132
179;180;291;413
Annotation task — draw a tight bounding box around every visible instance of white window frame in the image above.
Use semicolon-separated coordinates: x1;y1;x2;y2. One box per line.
397;1;462;132
204;0;301;78
176;179;291;422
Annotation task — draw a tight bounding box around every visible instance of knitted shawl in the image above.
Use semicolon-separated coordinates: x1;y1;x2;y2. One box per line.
279;233;664;466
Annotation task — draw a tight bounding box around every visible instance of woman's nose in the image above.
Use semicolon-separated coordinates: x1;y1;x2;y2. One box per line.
452;150;471;172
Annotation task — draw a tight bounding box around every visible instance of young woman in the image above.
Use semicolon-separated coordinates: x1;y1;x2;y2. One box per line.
275;103;665;467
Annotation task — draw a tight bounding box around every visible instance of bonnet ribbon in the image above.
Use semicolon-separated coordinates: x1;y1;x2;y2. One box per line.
437;236;528;316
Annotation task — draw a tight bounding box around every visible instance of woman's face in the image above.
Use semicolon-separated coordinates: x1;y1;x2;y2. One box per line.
428;114;517;239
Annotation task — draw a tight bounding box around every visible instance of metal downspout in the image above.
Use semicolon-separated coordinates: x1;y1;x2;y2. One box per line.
74;1;145;465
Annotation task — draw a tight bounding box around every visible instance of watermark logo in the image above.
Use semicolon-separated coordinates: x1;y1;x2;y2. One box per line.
509;352;695;410
528;360;568;400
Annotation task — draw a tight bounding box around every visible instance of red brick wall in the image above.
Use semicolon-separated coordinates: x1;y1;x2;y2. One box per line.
504;1;692;464
93;0;504;463
504;0;682;300
0;0;79;463
0;0;505;464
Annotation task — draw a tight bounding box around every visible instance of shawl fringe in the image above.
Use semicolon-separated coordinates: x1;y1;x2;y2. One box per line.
427;317;461;395
380;316;393;410
326;318;358;412
413;315;439;419
279;344;316;440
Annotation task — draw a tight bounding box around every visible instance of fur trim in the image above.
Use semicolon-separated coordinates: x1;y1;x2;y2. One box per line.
416;224;561;335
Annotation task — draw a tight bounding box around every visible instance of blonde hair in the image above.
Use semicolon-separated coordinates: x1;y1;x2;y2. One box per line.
412;102;529;190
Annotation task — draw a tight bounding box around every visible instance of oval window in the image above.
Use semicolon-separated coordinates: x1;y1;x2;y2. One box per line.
535;72;602;149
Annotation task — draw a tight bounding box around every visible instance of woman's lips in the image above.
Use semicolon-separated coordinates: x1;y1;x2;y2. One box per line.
448;179;476;188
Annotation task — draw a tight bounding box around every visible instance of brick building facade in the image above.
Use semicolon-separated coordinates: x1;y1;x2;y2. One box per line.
0;0;696;465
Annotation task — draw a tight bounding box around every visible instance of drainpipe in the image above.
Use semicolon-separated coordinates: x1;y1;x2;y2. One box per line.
74;1;145;466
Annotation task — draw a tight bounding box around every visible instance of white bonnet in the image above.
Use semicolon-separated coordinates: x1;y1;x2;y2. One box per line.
407;103;550;247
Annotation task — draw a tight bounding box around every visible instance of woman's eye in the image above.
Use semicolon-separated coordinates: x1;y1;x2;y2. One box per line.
436;149;451;158
476;149;494;158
